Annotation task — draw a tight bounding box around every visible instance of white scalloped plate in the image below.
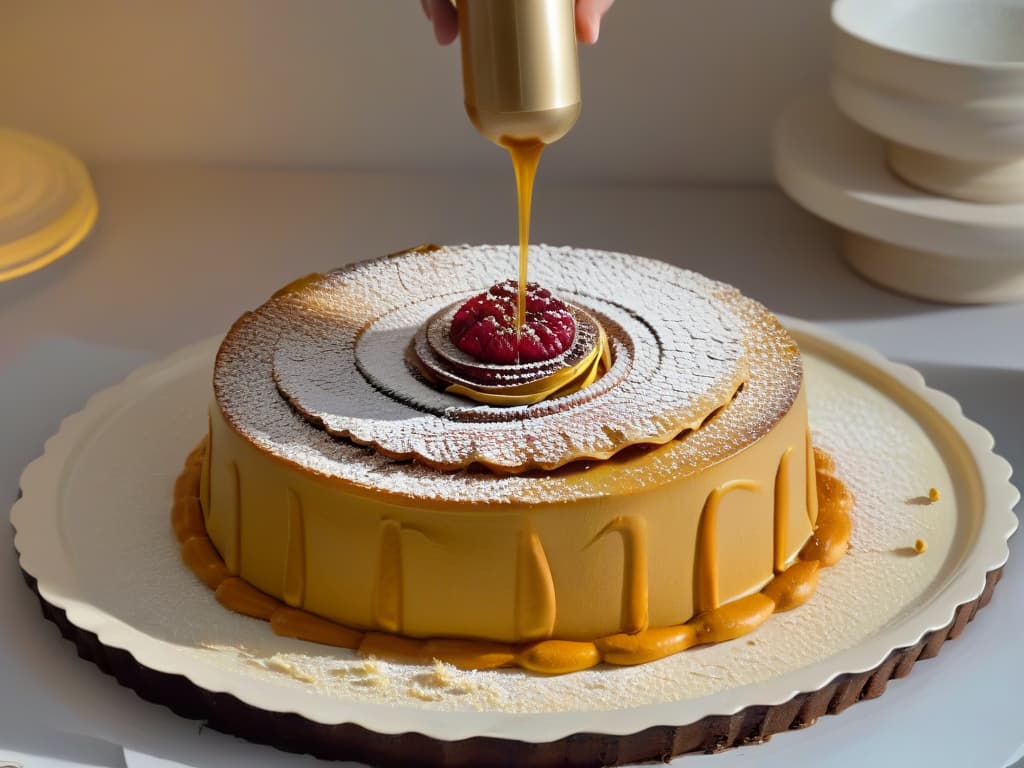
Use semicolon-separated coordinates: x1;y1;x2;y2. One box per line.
9;319;1018;744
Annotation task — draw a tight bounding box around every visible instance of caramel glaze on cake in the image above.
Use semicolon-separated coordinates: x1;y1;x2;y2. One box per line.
178;245;853;674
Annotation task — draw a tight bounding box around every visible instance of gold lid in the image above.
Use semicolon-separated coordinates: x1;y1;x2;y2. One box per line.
458;0;581;145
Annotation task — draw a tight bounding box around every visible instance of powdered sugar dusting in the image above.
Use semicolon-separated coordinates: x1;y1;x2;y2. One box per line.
355;297;625;418
271;246;746;471
213;245;802;503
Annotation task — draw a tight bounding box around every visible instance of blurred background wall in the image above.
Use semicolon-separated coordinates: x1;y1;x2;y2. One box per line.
0;0;832;183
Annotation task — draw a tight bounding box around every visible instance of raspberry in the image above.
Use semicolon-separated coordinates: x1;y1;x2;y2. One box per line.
450;281;576;364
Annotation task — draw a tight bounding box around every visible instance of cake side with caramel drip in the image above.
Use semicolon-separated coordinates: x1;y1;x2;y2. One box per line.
196;245;829;650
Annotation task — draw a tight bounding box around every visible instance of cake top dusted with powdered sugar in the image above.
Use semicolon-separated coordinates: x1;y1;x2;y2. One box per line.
214;245;801;503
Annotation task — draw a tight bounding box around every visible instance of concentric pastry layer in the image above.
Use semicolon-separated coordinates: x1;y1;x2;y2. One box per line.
410;300;611;407
267;244;748;472
202;245;815;644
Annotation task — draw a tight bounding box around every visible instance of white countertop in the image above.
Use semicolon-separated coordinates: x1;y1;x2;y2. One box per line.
1;165;1021;767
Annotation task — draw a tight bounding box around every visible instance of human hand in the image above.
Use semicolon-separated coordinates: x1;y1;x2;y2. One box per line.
421;0;615;46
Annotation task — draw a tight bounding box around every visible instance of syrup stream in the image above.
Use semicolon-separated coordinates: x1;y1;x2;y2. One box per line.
503;137;545;360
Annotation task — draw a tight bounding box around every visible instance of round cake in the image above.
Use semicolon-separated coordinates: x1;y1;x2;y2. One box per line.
174;244;851;674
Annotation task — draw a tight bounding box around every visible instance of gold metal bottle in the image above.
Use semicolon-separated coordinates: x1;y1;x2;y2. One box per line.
458;0;581;146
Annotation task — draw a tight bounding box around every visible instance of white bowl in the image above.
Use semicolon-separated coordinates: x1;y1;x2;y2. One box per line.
832;0;1024;202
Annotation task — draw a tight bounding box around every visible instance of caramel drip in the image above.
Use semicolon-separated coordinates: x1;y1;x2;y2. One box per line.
514;523;557;641
223;461;242;575
372;520;404;633
762;560;819;612
173;462;199;501
172;446;205;542
806;429;820;526
773;447;793;574
518;639;600;675
596;625;697;666
590;516;649;633
272;607;363;650
171;496;204;544
359;632;426;663
200;415;212;519
690;593;776;645
503;137;545;353
177;444;853;675
800;470;853;567
181;536;229;590
813;445;836;475
283;489;305;608
424;639;517;671
694;480;759;613
216;577;278;620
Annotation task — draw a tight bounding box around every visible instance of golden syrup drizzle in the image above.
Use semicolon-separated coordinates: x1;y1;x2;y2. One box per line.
424;638;517;671
171;496;204;543
806;428;819;526
181;536;229;591
200;418;212;519
514;524;557;641
590;516;650;633
372;519;404;633
517;639;601;674
215;577;278;620
773;447;793;574
272;607;363;650
596;625;697;666
690;593;776;645
224;461;242;574
502;137;545;356
176;445;853;674
800;471;853;567
283;489;305;608
762;560;819;612
813;445;837;475
359;632;426;663
694;480;759;613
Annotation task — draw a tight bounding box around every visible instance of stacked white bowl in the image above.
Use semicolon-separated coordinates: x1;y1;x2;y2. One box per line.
775;0;1024;303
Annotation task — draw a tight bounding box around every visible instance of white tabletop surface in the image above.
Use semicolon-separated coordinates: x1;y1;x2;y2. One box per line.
1;164;1021;767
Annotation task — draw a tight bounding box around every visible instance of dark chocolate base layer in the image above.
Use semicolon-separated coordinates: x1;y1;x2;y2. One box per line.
20;565;1003;768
